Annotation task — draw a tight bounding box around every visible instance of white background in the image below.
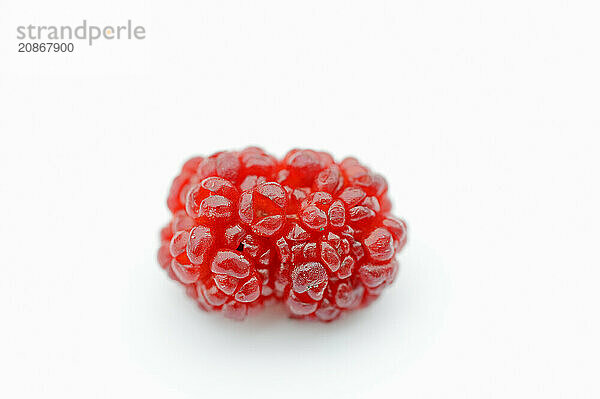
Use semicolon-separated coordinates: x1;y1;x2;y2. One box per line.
1;1;599;398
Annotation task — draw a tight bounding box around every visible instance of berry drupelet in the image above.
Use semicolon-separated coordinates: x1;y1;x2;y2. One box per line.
158;147;407;321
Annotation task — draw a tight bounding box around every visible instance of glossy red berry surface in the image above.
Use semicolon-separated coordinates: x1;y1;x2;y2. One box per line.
158;147;407;321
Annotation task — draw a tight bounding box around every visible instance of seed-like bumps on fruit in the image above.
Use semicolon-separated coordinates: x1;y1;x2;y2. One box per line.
158;147;407;321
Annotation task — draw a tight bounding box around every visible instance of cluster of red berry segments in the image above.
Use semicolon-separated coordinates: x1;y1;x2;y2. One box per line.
158;148;407;321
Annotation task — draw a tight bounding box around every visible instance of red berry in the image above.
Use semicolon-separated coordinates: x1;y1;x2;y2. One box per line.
158;148;407;321
211;250;251;278
187;226;214;264
363;227;395;262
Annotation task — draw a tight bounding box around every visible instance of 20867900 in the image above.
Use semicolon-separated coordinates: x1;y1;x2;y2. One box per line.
18;42;74;52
